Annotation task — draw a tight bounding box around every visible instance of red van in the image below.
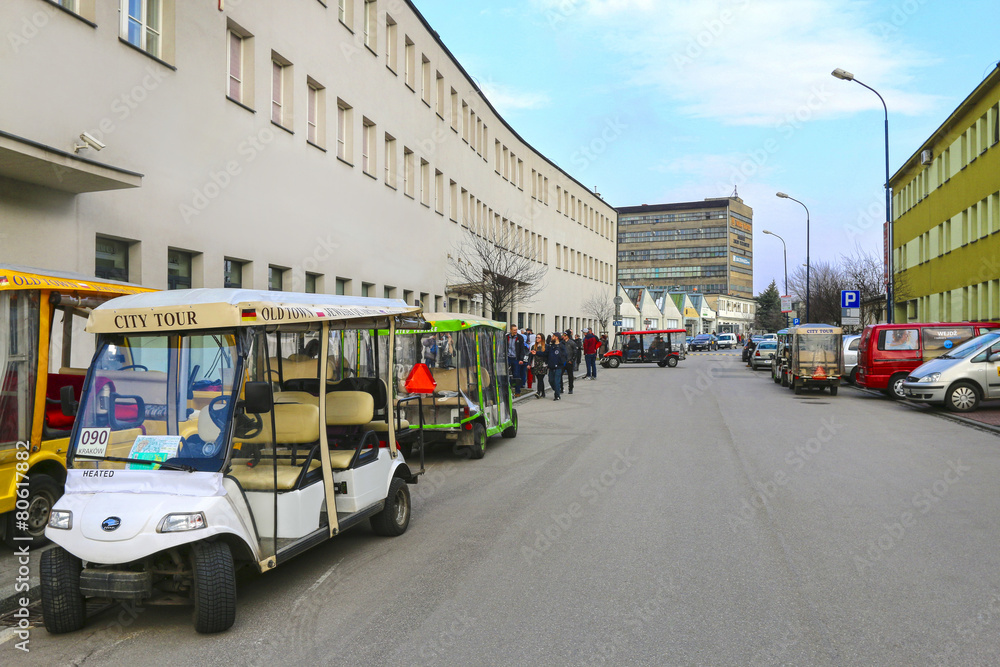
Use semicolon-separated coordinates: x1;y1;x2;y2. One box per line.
856;322;1000;399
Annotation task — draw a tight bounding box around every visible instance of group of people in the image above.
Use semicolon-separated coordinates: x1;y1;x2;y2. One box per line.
507;325;603;401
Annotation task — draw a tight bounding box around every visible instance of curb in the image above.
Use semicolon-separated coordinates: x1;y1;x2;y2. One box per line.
848;384;1000;436
0;584;40;616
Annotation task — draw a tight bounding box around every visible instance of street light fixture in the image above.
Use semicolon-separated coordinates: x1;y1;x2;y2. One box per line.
832;67;893;323
776;192;810;322
762;229;789;327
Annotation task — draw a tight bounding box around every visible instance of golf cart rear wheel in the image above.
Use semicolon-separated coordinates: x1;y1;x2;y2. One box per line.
7;473;61;548
40;547;86;634
191;541;236;633
501;409;518;438
371;477;411;536
606;357;620;369
666;356;678;368
830;385;839;396
468;422;487;459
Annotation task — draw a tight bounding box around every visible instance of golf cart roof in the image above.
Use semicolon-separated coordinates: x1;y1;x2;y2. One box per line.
405;312;506;332
87;288;421;334
0;262;149;295
790;323;843;335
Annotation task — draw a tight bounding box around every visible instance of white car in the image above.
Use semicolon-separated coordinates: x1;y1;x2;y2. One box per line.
902;331;1000;412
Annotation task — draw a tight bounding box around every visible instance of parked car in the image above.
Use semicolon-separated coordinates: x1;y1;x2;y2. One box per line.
842;334;861;384
856;322;1000;399
902;331;1000;412
750;341;777;370
716;333;737;349
689;334;717;351
742;335;765;362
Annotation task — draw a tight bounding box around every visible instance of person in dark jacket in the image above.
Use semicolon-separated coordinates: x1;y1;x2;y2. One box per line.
529;337;548;398
545;334;566;400
507;324;528;396
561;331;577;395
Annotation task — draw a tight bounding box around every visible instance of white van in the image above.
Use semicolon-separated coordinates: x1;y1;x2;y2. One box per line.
717;333;737;349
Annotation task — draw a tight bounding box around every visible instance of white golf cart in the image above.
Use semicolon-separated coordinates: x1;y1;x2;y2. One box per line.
41;289;424;633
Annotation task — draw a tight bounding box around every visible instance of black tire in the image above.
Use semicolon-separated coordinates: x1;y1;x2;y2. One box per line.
887;373;908;400
467;422;487;459
781;371;789;387
945;382;980;413
830;385;839;396
607;357;620;369
848;368;858;385
7;473;62;548
501;409;518;438
794;383;802;395
666;356;678;368
191;541;236;634
41;547;86;634
370;477;411;537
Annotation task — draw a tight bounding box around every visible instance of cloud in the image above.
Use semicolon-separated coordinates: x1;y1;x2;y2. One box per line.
534;0;941;126
479;81;552;113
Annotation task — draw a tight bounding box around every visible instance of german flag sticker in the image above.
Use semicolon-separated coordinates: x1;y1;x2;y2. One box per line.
241;308;256;322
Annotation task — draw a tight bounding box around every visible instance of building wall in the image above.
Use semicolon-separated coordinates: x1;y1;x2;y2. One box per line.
615;197;753;299
890;65;1000;323
0;0;616;331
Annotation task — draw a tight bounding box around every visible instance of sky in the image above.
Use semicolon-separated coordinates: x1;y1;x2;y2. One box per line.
412;0;1000;296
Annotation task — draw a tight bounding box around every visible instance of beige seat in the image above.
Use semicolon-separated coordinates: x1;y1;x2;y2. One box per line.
228;459;321;491
273;391;320;406
238;403;320;445
325;391;374;426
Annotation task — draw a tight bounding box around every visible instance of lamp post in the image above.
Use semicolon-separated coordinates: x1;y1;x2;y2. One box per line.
832;67;893;323
776;193;810;322
762;229;788;327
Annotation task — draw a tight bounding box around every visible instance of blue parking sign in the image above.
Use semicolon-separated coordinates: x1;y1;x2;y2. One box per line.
792;318;801;326
841;290;861;308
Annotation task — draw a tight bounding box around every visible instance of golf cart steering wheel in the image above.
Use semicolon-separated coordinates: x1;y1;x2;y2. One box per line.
207;395;264;440
119;364;148;371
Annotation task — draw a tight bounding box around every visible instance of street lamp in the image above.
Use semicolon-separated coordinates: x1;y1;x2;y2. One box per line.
762;229;788;327
776;192;810;322
832;67;893;323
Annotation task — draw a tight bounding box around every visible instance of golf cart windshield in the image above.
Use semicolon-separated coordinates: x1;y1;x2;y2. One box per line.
69;333;240;473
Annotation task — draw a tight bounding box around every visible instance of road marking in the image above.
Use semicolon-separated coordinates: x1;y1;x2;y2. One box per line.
294;557;344;607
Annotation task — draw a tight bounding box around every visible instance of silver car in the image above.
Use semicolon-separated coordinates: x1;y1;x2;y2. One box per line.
901;331;1000;412
842;334;861;384
750;340;777;370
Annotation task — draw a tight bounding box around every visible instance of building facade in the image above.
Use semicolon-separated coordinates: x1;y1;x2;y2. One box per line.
0;0;616;334
705;294;756;335
615;197;753;299
890;64;1000;323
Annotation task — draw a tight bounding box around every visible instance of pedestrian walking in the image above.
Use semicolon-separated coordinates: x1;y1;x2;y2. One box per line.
561;331;577;395
573;333;583;372
524;328;536;391
583;328;600;379
507;324;528;396
545;333;566;400
529;336;548;398
599;333;610;356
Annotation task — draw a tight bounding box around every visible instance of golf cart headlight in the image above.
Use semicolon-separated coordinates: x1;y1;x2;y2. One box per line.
918;373;941;383
48;510;72;530
158;512;206;533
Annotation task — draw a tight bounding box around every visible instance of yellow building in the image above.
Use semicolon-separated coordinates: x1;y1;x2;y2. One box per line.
890;64;1000;323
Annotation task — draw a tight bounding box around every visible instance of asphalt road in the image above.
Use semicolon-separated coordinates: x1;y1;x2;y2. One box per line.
6;351;1000;665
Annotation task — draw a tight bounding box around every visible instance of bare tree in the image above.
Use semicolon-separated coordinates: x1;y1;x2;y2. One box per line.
582;289;615;334
788;260;847;325
840;244;885;327
447;224;547;321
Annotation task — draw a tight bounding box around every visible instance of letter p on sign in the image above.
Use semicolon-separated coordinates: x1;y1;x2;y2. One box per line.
841;290;860;308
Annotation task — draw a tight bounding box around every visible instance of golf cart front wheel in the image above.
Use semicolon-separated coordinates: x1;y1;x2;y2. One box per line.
666;356;678;368
40;547;86;634
606;357;620;368
371;477;411;536
191;541;236;634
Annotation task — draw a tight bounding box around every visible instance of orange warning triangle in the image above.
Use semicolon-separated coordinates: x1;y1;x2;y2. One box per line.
814;366;827;378
405;363;438;394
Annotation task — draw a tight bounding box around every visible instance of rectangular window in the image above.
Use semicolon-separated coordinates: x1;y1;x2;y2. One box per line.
223;259;243;288
167;249;192;290
361;282;373;298
421;55;431;106
450;180;458;221
120;0;162;58
268;266;284;292
362;117;376;175
403;290;413;305
435;170;444;214
435;72;445;117
384;286;396;299
420;158;430;206
307;79;325;147
451;89;459;131
403;147;414;197
335;278;348;295
404;36;415;90
337;99;352;162
271;53;292;129
338;0;353;29
305;273;319;294
461;102;469;142
228;30;243;102
385;15;397;72
363;0;377;50
384;133;397;187
95;237;130;282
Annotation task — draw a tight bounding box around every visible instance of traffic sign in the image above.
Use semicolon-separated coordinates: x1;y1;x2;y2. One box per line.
792;318;801;326
841;290;861;308
613;320;623;327
780;295;792;313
